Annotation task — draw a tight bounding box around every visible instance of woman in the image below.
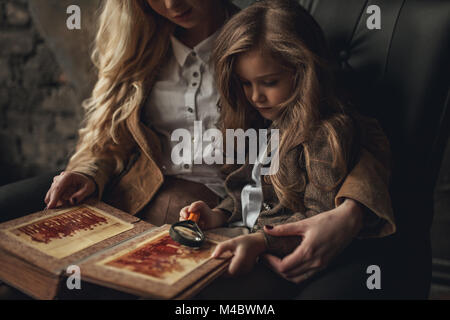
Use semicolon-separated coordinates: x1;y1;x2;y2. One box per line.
3;0;396;298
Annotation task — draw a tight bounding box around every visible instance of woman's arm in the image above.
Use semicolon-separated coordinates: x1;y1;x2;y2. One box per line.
262;116;395;283
66;156;117;200
45;130;137;208
335;116;396;237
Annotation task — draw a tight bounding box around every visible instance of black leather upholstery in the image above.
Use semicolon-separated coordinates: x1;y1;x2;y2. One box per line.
297;0;450;232
236;0;450;298
301;0;450;299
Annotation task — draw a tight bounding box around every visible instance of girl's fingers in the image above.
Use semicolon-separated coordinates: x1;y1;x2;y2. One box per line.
227;247;247;276
180;206;190;220
189;201;207;213
211;240;236;258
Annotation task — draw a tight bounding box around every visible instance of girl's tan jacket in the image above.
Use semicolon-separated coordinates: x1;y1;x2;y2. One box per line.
215;116;396;257
66;87;395;237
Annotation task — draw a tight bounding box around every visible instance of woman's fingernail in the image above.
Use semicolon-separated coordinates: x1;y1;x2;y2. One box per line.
265;225;274;230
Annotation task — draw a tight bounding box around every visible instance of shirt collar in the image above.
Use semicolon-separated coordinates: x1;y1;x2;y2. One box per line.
170;29;220;67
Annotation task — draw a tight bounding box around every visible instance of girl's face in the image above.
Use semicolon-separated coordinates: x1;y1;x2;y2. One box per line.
235;49;294;121
146;0;215;29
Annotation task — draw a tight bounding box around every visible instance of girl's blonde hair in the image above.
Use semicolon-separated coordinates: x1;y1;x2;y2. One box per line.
213;0;360;210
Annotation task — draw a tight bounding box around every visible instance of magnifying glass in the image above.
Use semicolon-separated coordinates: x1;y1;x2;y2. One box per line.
169;212;205;248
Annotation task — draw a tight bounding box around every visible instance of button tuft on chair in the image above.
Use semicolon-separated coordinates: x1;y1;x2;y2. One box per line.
339;49;350;61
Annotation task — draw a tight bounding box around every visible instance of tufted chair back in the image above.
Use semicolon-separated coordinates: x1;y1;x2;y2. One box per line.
296;0;450;237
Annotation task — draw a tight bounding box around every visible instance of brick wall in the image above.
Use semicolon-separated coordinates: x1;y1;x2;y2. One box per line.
0;0;83;185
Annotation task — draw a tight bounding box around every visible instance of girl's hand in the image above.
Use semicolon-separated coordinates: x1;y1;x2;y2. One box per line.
211;233;267;277
179;201;228;230
262;199;364;283
44;171;97;209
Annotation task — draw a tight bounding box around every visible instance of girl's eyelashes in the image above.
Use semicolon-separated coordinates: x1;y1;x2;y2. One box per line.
262;80;278;86
239;79;279;87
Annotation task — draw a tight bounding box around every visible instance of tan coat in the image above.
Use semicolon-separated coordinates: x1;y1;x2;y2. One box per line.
67;81;395;241
66;77;165;216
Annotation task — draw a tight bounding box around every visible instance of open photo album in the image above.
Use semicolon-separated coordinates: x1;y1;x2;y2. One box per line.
0;200;231;299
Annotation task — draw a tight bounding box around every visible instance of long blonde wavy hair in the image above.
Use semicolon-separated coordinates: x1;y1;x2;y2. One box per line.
68;0;175;174
213;0;360;210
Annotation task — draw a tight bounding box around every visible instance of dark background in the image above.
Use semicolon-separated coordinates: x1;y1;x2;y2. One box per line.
0;0;448;298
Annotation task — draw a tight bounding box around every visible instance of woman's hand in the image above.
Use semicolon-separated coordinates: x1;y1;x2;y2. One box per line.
262;199;364;283
211;232;267;277
44;171;97;209
179;201;228;230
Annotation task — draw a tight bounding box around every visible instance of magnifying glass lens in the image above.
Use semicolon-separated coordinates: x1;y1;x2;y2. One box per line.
170;220;205;248
174;225;202;242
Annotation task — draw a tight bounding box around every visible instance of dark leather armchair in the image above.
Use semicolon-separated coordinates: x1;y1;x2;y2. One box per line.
291;0;450;298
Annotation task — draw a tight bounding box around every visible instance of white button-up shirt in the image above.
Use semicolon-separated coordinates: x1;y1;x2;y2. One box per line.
142;31;226;198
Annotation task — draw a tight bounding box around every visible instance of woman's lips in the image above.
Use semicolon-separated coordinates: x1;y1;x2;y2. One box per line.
255;106;273;111
173;7;193;20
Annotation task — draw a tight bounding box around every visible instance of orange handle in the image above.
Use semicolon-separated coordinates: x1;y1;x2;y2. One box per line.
187;212;200;223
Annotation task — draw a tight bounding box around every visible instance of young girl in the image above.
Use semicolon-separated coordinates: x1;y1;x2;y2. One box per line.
180;0;395;277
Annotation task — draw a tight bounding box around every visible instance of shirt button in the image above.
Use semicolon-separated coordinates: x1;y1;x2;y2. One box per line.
192;82;198;87
193;72;199;78
184;164;190;169
191;52;197;57
187;107;194;113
